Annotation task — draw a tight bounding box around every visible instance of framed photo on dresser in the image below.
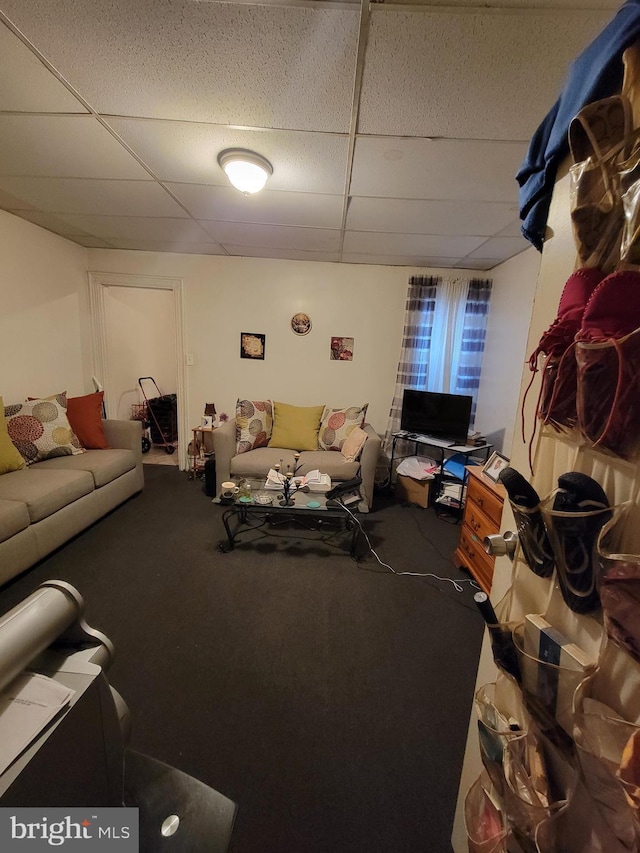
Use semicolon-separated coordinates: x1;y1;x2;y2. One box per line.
482;451;509;483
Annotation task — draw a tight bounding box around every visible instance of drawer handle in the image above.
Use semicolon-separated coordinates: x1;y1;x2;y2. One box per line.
477;497;484;507
470;517;481;532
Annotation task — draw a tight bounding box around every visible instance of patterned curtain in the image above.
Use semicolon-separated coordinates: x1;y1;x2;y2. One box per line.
453;278;492;422
383;275;492;455
382;275;440;452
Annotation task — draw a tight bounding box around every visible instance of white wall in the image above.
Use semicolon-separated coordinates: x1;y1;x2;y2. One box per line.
0;206;536;467
474;247;540;456
88;250;412;436
104;286;177;421
88;249;540;451
0;210;89;403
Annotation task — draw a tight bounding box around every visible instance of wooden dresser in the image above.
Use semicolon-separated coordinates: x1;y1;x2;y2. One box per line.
455;465;506;594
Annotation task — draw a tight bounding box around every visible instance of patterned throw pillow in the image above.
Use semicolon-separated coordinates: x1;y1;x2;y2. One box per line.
236;399;273;454
5;397;84;464
318;404;368;451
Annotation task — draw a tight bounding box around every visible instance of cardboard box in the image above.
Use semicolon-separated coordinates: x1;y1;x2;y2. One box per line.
396;474;433;508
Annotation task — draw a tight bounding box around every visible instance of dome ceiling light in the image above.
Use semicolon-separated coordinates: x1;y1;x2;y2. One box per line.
217;149;273;195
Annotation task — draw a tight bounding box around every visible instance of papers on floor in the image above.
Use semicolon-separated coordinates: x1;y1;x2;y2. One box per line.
396;456;439;480
0;672;75;773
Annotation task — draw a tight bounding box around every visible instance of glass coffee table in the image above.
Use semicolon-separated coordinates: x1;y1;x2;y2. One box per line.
215;477;368;558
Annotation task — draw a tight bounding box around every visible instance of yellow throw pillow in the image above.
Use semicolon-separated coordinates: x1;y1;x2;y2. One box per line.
268;402;325;451
0;396;26;474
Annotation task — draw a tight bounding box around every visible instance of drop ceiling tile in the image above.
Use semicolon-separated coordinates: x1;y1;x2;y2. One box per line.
0;116;150;179
341;253;461;267
343;231;484;257
347;197;518;237
0;22;88;113
0;177;188;217
224;245;341;263
351;137;527;202
464;236;531;261
496;218;525;237
359;7;612;139
69;235;114;248
55;214;217;243
7;209;89;235
168;183;343;229
201;221;341;253
0;189;34;210
100;240;226;255
107;119;349;194
1;1;358;132
453;259;500;271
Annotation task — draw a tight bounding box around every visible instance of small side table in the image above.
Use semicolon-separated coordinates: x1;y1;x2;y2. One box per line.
190;426;216;479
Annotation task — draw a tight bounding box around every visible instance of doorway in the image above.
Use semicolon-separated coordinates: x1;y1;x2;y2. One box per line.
88;272;188;471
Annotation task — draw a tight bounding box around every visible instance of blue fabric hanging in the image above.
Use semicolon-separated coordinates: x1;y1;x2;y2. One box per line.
517;0;640;252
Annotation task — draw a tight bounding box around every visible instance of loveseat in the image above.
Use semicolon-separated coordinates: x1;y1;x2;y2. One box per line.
211;400;381;508
0;418;143;586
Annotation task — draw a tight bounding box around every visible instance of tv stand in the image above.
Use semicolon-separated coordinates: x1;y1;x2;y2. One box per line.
397;431;457;448
389;431;493;515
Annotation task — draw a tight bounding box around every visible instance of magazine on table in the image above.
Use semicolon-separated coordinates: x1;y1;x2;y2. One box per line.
264;469;331;491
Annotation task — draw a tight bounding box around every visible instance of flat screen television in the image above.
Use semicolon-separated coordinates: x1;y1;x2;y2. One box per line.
400;389;472;445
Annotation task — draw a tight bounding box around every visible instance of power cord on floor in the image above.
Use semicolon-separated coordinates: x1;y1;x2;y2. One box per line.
338;501;481;595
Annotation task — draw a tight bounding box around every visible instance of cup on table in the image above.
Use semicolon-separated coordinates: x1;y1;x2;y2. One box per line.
220;481;239;504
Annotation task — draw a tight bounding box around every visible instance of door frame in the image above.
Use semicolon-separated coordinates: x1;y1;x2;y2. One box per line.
88;271;188;472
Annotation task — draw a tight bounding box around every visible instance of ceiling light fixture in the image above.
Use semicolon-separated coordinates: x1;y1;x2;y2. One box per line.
217;149;273;195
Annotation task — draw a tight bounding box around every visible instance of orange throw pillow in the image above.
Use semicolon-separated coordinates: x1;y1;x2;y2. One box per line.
66;392;110;449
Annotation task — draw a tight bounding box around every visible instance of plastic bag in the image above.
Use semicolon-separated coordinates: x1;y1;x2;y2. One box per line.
395;455;437;480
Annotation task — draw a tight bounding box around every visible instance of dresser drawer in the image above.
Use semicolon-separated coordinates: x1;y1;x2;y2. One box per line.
457;525;495;587
466;475;504;527
464;500;497;548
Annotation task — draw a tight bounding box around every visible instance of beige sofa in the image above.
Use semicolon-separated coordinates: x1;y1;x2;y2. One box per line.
212;418;381;508
0;419;143;586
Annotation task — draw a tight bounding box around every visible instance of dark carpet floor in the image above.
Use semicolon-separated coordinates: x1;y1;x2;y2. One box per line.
0;466;485;853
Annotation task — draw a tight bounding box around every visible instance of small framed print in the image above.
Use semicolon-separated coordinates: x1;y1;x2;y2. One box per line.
240;332;265;360
330;336;354;361
482;451;510;483
291;313;312;336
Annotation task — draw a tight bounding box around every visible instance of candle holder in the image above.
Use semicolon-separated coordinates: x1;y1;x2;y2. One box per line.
276;454;302;506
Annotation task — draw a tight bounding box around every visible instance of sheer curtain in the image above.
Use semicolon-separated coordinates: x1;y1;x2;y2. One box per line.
383;276;492;453
383;275;440;451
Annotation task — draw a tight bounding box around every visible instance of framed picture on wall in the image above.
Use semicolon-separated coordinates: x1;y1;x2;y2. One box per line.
240;333;265;360
291;313;312;336
482;451;510;483
330;336;354;361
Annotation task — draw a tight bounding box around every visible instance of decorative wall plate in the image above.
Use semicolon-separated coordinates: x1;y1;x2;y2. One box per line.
291;313;312;336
